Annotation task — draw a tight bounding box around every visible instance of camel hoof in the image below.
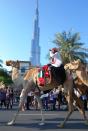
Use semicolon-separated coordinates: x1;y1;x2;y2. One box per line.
7;120;14;126
39;122;45;126
58;123;64;128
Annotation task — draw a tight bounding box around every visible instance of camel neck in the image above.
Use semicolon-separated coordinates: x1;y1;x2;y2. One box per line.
12;67;21;81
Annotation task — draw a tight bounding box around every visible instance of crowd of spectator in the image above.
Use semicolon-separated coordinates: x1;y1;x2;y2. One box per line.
0;86;14;109
0;86;88;111
25;88;88;111
25;88;68;111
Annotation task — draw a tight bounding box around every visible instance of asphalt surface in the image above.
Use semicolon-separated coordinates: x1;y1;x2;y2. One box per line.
0;106;88;131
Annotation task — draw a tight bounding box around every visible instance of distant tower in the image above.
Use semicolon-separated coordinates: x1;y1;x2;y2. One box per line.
30;0;41;66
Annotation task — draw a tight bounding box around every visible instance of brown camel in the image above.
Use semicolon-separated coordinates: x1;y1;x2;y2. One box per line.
6;60;88;127
64;59;88;112
64;59;88;101
64;59;88;87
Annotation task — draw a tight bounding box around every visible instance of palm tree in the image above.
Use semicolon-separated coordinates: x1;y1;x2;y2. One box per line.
53;30;88;64
0;59;12;85
0;68;13;85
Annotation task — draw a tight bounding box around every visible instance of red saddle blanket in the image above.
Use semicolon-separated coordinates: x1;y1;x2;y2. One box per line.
37;65;51;86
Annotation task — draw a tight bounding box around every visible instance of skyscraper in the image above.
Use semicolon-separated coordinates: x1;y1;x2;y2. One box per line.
30;0;41;66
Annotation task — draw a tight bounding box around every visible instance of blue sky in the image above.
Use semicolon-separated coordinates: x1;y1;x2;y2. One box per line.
0;0;88;70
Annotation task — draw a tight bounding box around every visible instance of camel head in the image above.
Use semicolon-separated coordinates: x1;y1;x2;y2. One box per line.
6;60;20;69
65;59;87;73
65;59;81;71
72;59;86;71
71;59;81;69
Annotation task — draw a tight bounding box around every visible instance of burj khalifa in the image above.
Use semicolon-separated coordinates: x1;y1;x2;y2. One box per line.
30;0;41;66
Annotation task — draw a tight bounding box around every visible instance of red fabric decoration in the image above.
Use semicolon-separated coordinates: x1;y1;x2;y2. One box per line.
38;78;45;86
42;65;48;70
45;72;50;77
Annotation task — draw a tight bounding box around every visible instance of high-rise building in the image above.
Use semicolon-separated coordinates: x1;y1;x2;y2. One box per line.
30;0;41;66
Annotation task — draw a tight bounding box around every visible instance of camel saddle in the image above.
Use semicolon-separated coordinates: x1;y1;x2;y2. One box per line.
37;65;51;86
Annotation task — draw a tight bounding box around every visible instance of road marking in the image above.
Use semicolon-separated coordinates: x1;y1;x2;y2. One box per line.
19;113;59;116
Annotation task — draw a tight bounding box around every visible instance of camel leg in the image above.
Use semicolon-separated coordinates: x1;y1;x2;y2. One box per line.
7;109;20;125
59;79;74;128
7;88;26;125
35;94;45;125
59;93;74;128
7;79;34;125
73;93;88;125
7;87;27;126
7;95;45;126
59;110;73;128
59;93;88;128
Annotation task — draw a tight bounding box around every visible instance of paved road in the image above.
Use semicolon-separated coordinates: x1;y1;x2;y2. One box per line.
0;107;88;131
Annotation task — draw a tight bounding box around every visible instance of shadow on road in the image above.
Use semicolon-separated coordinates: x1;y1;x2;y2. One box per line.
1;119;87;130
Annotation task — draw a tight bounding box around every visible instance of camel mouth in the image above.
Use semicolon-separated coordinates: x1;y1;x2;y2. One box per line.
6;60;20;68
6;61;12;66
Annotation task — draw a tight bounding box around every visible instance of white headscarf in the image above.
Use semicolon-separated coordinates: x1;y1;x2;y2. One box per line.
49;51;62;67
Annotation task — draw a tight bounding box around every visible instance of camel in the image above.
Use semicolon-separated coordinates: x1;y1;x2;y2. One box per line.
5;60;44;126
64;59;88;97
64;59;88;109
64;59;88;87
5;60;88;128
